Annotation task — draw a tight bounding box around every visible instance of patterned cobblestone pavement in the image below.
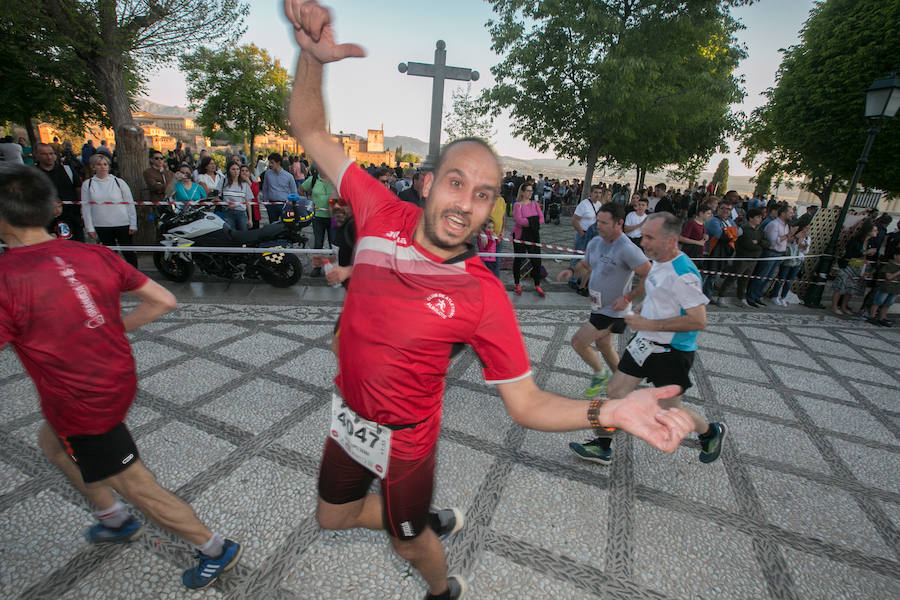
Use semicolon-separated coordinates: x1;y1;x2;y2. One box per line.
2;218;898;598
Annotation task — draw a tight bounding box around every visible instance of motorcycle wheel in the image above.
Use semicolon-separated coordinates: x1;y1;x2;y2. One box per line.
258;253;302;288
153;251;195;282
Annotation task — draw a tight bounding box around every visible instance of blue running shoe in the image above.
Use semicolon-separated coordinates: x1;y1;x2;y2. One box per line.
568;439;612;465
699;423;727;464
85;515;144;544
182;539;242;589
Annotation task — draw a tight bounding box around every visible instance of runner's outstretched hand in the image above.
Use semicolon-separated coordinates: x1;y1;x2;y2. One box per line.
599;385;693;453
284;0;366;63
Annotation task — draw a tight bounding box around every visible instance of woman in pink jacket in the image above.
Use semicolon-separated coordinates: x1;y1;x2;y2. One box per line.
512;182;545;296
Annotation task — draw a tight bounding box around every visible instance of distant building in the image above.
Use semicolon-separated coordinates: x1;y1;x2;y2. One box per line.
332;126;395;166
132;111;208;149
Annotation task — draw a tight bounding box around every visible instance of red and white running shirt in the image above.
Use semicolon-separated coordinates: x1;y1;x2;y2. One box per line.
0;239;148;436
336;162;531;459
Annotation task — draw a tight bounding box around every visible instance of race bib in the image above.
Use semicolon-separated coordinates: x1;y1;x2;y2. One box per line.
589;290;603;312
330;394;392;478
626;336;654;367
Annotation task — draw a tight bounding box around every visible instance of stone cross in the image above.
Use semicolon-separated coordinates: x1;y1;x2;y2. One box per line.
399;40;479;170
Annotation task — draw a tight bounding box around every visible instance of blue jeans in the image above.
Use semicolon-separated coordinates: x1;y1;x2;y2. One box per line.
266;202;283;224
220;208;248;231
570;232;587;282
747;252;783;302
483;258;500;278
774;263;801;298
312;216;333;249
873;290;896;307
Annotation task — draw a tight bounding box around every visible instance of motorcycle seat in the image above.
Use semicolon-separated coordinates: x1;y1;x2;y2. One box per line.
226;222;285;245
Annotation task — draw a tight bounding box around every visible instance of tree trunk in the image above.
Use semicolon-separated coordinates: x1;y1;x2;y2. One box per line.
581;140;601;200
249;131;256;169
815;175;836;208
90;55;151;245
22;115;37;150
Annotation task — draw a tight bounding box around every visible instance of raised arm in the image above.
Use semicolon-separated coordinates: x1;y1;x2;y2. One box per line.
285;0;365;186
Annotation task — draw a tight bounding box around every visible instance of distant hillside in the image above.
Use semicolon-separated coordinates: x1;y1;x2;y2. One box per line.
384;135;429;158
135;99;195;118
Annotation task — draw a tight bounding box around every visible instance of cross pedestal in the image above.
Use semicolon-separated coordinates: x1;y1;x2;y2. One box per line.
399;40;479;170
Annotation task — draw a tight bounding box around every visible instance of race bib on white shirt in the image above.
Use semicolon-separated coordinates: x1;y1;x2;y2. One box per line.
626;335;668;367
590;290;603;312
330;394;392;478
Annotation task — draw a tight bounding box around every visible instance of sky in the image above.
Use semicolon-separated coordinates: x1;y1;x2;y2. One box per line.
144;0;819;177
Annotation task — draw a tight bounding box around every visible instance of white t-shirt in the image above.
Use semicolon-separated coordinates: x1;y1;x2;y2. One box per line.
625;212;647;238
80;176;137;231
197;172;224;195
637;253;708;351
573;198;602;232
220;181;253;210
0;143;24;164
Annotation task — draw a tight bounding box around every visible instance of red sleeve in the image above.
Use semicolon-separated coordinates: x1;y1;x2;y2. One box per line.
339;163;401;231
95;245;148;292
469;278;532;384
0;299;14;349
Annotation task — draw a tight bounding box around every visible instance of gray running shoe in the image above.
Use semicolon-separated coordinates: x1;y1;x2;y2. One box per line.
430;507;465;540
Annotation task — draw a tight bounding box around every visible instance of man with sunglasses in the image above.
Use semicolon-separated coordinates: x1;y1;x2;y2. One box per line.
284;3;696;599
143;150;174;217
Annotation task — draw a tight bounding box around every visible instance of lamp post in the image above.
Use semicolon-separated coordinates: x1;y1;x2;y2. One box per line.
804;74;900;308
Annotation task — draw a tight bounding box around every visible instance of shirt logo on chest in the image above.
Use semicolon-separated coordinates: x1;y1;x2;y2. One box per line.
425;293;456;319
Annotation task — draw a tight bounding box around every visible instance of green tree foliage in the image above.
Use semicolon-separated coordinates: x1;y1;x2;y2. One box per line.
710;158;729;193
180;44;291;162
740;0;900;207
7;0;248;242
751;161;776;198
444;83;495;144
483;0;748;197
0;15;119;149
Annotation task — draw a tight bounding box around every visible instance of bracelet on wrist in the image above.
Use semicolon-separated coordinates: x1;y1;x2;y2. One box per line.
587;397;609;435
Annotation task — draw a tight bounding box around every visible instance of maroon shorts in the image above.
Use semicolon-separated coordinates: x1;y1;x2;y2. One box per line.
318;437;436;540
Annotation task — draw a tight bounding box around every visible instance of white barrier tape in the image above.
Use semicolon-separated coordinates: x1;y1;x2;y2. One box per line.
104;245;336;255
699;269;889;285
490;233;837;261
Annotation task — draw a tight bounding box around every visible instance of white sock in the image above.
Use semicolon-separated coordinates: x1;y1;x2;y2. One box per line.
94;501;130;528
197;533;225;558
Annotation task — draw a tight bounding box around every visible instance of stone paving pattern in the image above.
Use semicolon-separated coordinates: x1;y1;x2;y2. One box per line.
2;218;899;599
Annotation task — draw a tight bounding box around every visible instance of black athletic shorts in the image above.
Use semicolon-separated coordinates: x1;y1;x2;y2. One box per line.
618;342;695;392
59;422;140;483
318;437;435;540
589;313;627;334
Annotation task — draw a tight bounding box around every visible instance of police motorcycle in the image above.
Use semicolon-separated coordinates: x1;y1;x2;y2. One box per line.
153;195;313;288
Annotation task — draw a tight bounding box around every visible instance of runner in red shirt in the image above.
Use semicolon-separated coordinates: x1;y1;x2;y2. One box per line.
284;3;695;599
0;164;241;590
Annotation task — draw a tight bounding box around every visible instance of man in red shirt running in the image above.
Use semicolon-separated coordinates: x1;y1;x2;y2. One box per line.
0;164;241;590
283;3;695;599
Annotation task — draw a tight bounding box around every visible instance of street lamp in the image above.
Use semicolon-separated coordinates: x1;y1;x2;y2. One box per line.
804;73;900;308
